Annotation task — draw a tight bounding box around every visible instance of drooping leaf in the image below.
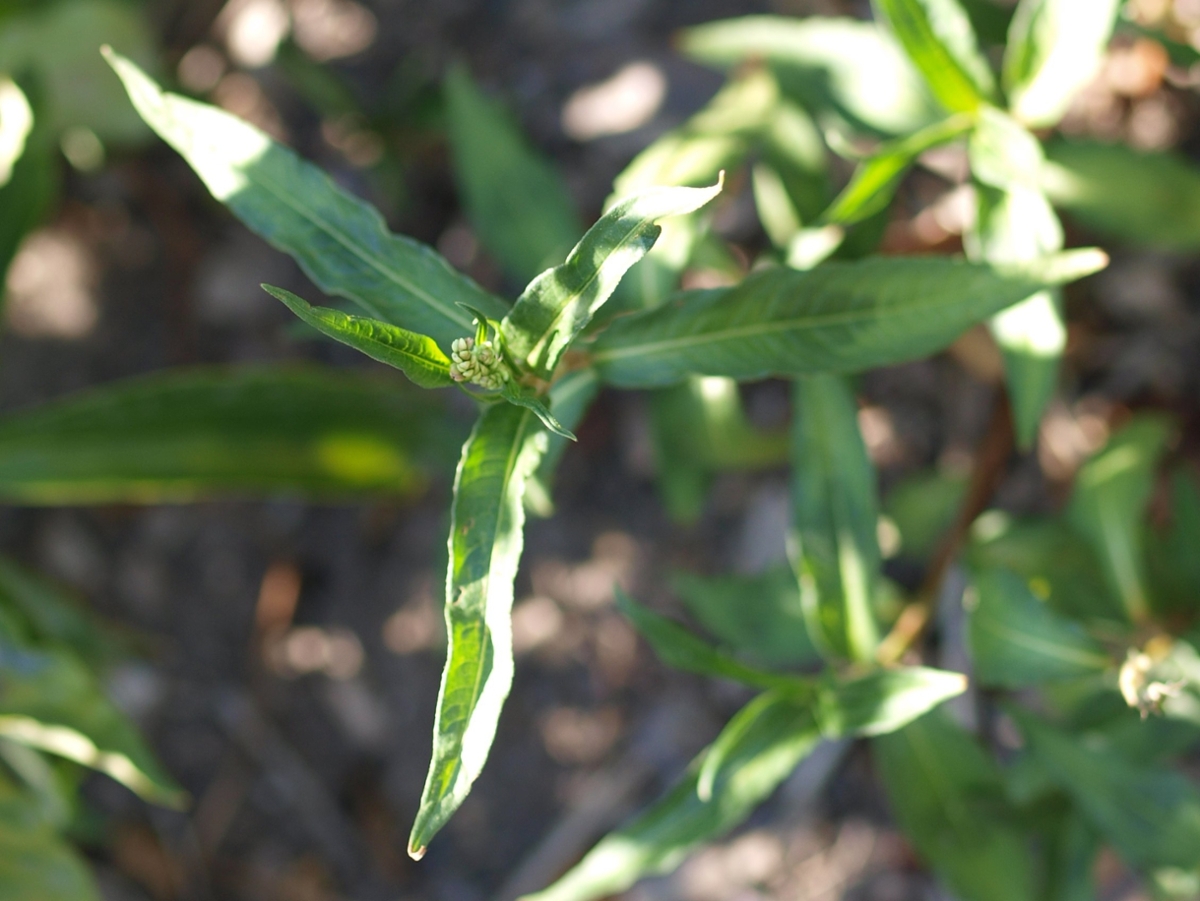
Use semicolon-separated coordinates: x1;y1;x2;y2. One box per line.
824;113;972;225
967;566;1109;688
1013;709;1200;869
815;666;967;738
0;629;183;806
591;249;1107;388
1066;414;1172;623
1003;0;1121;128
104;50;507;349
501;180;722;379
681;17;941;137
966;108;1066;448
1041;140;1200;249
872;0;998;112
0;770;97;901
443;63;582;282
670;567;817;667
521;692;823;901
525;368;599;516
263;285;454;388
409;404;547;858
0;366;443;502
498;383;575;440
790;375;881;663
874;709;1037;901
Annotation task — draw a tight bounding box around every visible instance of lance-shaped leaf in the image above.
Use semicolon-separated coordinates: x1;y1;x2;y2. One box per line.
501;180;722;379
444;63;582;282
0;770;98;901
409;404;547;858
815;667;967;738
1012;709;1200;869
966;108;1066;448
681;16;940;137
1041;140;1200;250
967;566;1110;687
525;368;599;516
824;113;973;225
521;692;823;901
790;375;881;663
104;50;506;349
0;631;184;806
591;249;1107;388
1067;415;1172;624
874;710;1037;901
0;366;442;503
872;0;997;112
498;383;574;440
263;285;453;388
1003;0;1121;129
616;589;805;692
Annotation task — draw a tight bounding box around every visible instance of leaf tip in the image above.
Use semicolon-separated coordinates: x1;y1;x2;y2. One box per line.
408;841;427;861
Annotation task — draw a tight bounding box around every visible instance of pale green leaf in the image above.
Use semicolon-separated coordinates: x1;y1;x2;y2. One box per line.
409;404;547;858
501;180;722;378
816;667;967;738
0;77;32;186
444;63;581;282
681;17;941;137
791;375;881;663
104;49;506;349
0;770;97;901
0;366;440;502
263;285;453;389
872;0;998;112
1003;0;1121;128
875;710;1037;901
1067;415;1172;623
591;250;1107;388
967;566;1109;687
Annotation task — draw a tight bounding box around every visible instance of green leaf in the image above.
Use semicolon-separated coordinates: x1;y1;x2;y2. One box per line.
616;589;804;692
263;285;454;388
967;566;1109;687
501;180;722;379
0;770;97;901
883;468;967;560
1041;140;1200;249
0;630;184;806
791;375;881;663
521;692;822;901
1148;468;1200;615
444;63;582;282
966;108;1066;448
525;368;599;516
497;384;575;440
1066;414;1172;623
1003;0;1121;128
874;709;1037;901
0;366;442;502
0;558;117;667
872;0;997;112
815;666;967;738
591;249;1107;388
409;403;547;858
0;103;59;317
104;49;507;349
1013;709;1200;869
681;16;941;137
824;113;973;225
670;567;817;667
0;76;32;186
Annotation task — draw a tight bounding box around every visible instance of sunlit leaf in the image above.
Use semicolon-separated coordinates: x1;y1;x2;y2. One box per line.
0;366;441;503
591;250;1107;388
815;666;967;738
444;63;581;282
105;50;507;349
409;404;547;858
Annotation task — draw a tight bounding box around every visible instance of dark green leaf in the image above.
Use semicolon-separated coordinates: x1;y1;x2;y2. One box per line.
875;710;1037;901
681;16;941;137
498;384;574;440
967;566;1109;687
1148;468;1200;615
591;250;1107;388
791;375;881;663
501;180;722;379
1067;414;1172;623
0;366;441;502
0;558;117;667
409;404;547;858
105;50;507;349
1003;0;1121;128
263;285;454;388
883;468;967;560
872;0;997;112
0;105;59;318
444;63;581;282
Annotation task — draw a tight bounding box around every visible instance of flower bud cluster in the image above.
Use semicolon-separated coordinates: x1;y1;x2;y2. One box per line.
449;336;510;391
